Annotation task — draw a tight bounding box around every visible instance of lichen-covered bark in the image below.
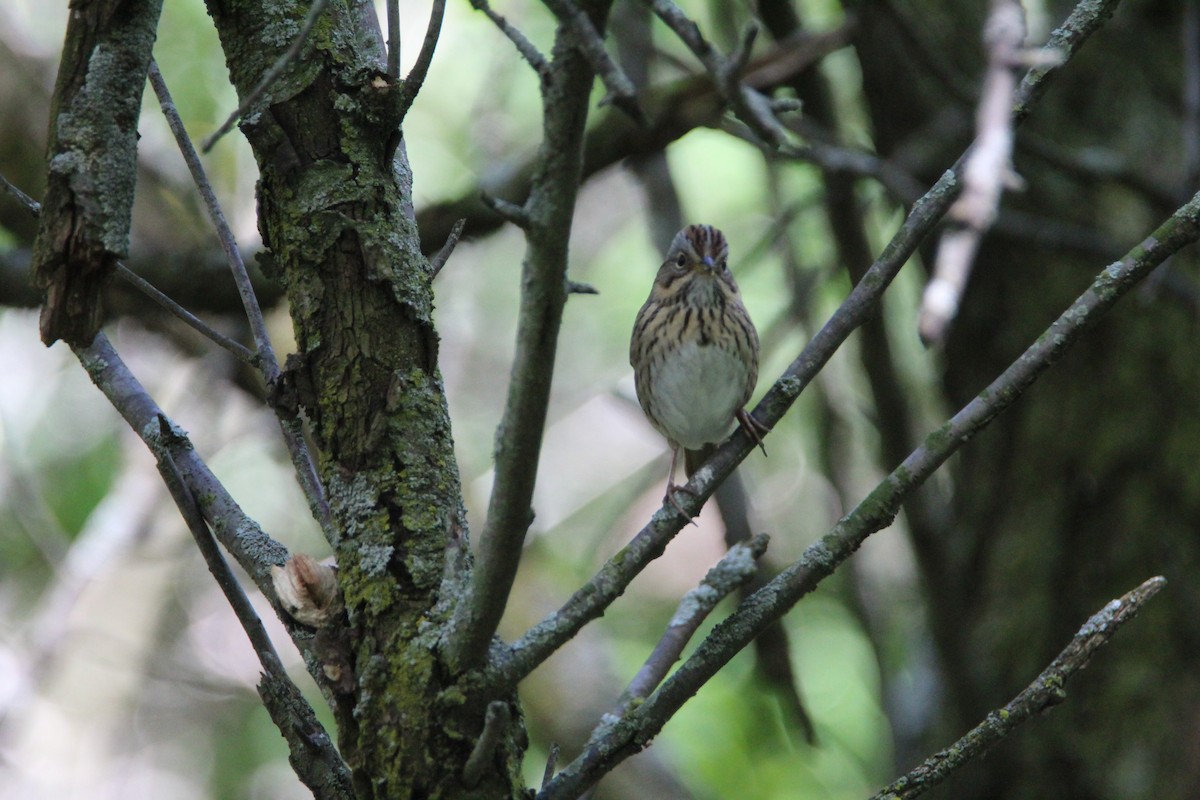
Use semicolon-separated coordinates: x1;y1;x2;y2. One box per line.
32;0;164;345
200;1;524;796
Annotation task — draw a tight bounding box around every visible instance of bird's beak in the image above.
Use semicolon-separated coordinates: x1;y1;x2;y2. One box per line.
701;256;715;270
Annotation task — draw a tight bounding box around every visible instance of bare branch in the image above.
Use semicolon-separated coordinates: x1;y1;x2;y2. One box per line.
3;171;259;371
201;0;332;152
463;701;512;787
870;577;1167;800
1;174;40;215
481;0;1131;699
415;25;852;252
587;533;769;745
643;0;788;147
31;0;162;346
445;1;613;672
481;192;533;229
542;0;641;118
429;218;467;278
919;0;1032;345
396;0;448;125
115;263;258;366
72;334;289;596
148;61;336;544
152;415;354;800
387;0;401;79
539;187;1200;799
1012;0;1122;122
468;0;551;77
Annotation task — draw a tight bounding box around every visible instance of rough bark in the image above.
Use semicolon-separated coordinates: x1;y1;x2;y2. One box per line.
31;0;164;345
201;0;520;796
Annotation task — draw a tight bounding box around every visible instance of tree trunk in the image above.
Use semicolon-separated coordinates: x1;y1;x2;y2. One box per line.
202;0;524;796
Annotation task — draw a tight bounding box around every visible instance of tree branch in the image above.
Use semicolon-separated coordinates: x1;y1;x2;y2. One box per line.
467;0;551;77
539;188;1200;798
115;263;258;365
395;0;448;125
148;61;336;545
587;533;769;746
479;0;1129;701
542;0;640;117
413;25;852;253
919;0;1042;345
643;0;788;147
1;171;259;366
71;334;290;598
152;415;353;800
445;0;613;673
869;576;1167;800
31;0;163;345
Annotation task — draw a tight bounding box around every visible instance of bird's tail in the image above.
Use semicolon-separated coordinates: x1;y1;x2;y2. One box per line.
683;442;718;478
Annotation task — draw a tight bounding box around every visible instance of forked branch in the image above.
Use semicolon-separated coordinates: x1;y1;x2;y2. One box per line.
539;186;1200;798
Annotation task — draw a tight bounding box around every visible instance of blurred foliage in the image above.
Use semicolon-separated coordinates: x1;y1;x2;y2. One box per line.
0;0;1195;797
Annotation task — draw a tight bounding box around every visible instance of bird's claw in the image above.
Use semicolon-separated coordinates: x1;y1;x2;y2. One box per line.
737;408;769;457
665;483;699;526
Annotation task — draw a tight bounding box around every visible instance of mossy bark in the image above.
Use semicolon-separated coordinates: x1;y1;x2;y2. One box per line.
201;1;525;796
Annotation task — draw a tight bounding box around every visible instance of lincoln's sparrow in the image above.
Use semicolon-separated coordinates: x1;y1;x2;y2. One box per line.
630;224;764;518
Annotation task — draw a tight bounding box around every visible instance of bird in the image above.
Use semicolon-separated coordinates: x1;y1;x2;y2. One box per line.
629;224;765;519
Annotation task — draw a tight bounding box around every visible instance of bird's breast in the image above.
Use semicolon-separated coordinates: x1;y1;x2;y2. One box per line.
646;340;752;449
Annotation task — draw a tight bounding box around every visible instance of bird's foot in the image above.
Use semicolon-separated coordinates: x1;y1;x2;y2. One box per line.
737;408;769;457
664;482;699;526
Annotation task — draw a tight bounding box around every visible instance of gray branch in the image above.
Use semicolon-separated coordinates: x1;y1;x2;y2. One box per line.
148;61;336;545
481;0;1119;697
870;577;1167;800
201;0;332;152
72;334;289;598
445;0;614;672
584;533;769;750
153;416;352;800
539;187;1200;799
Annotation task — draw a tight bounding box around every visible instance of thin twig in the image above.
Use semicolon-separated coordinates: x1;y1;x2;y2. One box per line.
919;0;1032;345
0;174;40;214
149;62;276;369
115;264;258;365
869;577;1167;800
396;0;448;125
587;533;769;745
481;0;1128;696
148;61;336;544
644;0;788;146
414;23;852;252
481;192;532;228
429;218;466;278
73;334;290;595
468;0;550;76
541;743;560;791
2;172;257;366
542;0;641;117
387;0;401;80
538;186;1200;799
201;0;332;152
153;415;354;800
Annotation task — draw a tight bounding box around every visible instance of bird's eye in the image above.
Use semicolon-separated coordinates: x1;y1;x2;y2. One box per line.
675;253;688;268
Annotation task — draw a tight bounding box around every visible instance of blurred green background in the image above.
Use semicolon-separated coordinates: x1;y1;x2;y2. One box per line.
1;0;1197;798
